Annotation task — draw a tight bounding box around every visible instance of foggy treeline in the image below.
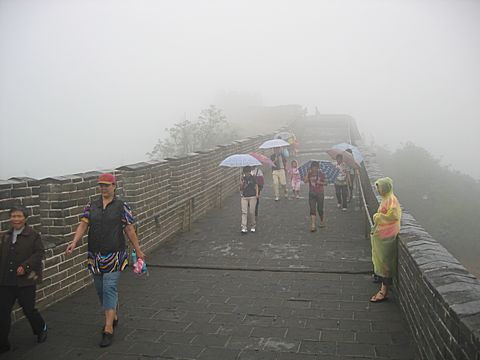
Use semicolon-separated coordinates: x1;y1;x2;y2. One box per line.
147;93;304;160
375;143;480;278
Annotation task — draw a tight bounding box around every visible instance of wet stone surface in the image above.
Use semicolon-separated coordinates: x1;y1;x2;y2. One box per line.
3;169;414;359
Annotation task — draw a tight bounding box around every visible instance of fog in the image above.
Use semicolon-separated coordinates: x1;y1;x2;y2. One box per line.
1;0;479;179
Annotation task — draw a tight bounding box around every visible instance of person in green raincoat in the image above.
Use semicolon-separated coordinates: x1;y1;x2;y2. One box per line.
370;177;402;303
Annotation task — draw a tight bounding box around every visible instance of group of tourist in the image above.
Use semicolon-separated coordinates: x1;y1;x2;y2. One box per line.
1;145;401;353
238;145;402;304
239;147;356;234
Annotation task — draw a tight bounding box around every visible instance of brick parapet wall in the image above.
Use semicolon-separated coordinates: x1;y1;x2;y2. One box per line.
358;143;480;360
1;132;276;322
0;178;41;233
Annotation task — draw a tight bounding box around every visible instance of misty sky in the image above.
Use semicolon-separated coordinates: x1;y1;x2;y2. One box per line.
1;0;479;180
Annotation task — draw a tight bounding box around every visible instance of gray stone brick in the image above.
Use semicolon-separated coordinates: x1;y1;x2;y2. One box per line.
284;327;321;341
125;328;164;342
238;349;277;360
226;336;266;351
337;342;375;357
338;319;371;331
251;326;287;339
191;333;229;347
298;340;336;355
162;343;204;359
320;329;355;343
198;347;240;360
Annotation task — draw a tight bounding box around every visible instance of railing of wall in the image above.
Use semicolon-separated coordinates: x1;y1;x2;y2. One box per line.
346;121;373;238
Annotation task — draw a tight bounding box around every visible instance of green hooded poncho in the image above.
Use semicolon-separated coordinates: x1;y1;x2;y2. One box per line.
371;177;402;279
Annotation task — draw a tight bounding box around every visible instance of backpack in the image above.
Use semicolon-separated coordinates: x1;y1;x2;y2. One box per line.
254;168;264;190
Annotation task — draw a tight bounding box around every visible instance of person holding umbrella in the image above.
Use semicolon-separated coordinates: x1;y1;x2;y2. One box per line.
248;153;272;218
304;161;327;231
334;154;350;211
65;173;145;347
345;148;357;202
240;166;259;233
251;166;264;217
370;177;402;303
270;147;288;201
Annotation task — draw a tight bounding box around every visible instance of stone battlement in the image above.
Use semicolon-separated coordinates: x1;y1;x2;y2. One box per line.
0;133;274;322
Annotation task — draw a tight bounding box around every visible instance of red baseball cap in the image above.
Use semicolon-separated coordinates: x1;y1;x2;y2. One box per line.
97;173;116;185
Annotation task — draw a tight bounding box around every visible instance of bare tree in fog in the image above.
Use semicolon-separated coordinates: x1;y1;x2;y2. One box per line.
147;105;237;159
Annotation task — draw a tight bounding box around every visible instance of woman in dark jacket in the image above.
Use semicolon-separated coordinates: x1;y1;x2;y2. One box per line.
0;205;47;354
65;173;145;348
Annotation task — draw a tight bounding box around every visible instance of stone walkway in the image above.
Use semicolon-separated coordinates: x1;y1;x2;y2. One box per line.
2;174;415;359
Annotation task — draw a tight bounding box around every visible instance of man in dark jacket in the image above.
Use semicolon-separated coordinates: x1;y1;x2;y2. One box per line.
0;205;47;354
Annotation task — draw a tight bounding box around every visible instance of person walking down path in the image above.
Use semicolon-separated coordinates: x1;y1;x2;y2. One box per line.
240;166;259;234
345;148;357;202
370;177;402;303
0;205;48;354
251;167;264;217
270;147;288;201
65;173;145;348
288;160;302;199
334;154;350;211
304;161;327;232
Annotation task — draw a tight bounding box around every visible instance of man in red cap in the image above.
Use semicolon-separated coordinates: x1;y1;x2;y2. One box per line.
65;173;145;347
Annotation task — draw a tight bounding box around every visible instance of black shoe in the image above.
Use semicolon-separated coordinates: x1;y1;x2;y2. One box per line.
0;343;11;354
37;324;48;343
100;332;113;347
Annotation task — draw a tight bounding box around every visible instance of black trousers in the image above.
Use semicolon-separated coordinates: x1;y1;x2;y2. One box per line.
335;184;348;209
0;285;45;346
308;192;324;217
255;189;262;217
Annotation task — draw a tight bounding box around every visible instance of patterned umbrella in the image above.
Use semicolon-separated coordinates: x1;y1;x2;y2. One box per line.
326;148;361;169
219;154;262;167
298;160;340;184
249;152;274;166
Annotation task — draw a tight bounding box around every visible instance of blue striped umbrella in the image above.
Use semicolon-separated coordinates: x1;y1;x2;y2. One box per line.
298;160;340;184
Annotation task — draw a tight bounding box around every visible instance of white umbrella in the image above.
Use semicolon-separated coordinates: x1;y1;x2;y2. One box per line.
274;131;295;141
332;143;364;163
219;154;262;167
259;139;290;149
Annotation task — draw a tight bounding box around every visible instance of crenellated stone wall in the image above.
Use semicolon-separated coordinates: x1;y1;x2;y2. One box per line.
0;134;273;322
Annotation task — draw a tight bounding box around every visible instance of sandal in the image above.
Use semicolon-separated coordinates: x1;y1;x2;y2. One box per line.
370;291;388;303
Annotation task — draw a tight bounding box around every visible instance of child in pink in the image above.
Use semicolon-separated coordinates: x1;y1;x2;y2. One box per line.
288;160;301;199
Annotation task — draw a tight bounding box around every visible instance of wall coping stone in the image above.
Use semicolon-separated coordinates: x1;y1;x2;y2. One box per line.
8;177;37;182
165;152;200;161
116;162;155;171
38;175;81;184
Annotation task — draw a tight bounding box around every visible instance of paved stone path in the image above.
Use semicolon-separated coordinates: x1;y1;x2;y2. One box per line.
2;171;415;359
